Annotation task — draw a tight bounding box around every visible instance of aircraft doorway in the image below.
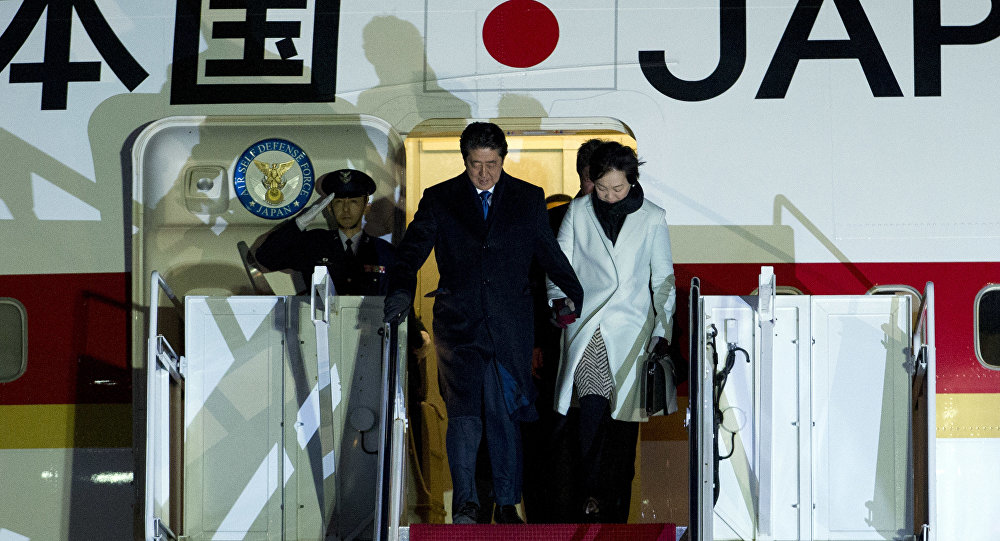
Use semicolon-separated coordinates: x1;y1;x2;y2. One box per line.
401;118;689;527
133;115;410;540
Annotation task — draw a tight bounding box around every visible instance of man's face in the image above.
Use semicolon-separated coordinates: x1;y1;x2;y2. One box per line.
464;148;504;191
579;165;595;195
331;196;367;230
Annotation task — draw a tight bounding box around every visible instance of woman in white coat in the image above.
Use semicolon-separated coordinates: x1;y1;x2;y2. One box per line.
547;141;676;522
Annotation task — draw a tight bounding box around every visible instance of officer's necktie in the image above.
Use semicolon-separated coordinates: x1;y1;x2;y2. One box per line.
480;191;491;219
344;238;354;257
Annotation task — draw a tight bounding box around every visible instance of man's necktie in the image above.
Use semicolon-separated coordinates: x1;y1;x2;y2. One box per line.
480;191;491;219
344;238;354;257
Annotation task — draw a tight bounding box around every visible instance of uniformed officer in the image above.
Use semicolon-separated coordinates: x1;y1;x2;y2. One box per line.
255;168;395;295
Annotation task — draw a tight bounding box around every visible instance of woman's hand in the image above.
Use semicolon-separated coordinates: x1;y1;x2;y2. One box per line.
648;336;669;355
551;297;577;328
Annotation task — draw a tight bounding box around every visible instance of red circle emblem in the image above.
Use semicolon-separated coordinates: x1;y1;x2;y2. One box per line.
482;0;560;68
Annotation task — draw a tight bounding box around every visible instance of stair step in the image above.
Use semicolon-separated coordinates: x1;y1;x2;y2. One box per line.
408;523;676;541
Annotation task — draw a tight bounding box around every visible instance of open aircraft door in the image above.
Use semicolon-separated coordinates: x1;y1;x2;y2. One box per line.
690;268;935;541
132;115;412;540
143;269;408;541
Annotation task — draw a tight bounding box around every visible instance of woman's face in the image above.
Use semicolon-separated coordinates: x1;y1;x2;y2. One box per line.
593;169;630;203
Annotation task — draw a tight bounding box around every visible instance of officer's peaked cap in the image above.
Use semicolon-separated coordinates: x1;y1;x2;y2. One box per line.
319;169;376;198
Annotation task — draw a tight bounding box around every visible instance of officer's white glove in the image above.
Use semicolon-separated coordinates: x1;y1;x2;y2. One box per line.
294;192;337;230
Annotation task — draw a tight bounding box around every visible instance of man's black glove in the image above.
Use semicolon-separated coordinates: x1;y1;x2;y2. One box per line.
383;291;413;324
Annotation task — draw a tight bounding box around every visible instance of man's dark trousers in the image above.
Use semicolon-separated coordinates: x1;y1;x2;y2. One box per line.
386;171;583;516
447;359;521;511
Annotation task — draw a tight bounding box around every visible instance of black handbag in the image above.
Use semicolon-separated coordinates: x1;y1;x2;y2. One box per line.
642;351;678;416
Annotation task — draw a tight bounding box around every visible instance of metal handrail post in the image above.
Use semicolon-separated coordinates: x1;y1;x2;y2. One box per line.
145;271;181;541
915;282;936;541
689;277;710;541
374;318;401;540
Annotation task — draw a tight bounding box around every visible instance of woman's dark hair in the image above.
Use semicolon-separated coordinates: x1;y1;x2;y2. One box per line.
588;141;644;184
460;122;508;159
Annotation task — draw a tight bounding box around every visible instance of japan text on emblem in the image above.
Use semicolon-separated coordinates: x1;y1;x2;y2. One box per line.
234;138;314;219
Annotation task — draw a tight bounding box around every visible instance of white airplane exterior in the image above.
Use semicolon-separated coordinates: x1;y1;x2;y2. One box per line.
0;1;998;540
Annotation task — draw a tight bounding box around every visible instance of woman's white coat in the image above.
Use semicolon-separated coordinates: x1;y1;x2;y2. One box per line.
547;195;676;421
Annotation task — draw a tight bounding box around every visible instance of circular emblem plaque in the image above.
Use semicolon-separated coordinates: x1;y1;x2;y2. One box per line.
233;138;315;219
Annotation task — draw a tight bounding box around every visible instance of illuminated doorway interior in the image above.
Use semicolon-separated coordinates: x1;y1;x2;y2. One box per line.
400;118;684;526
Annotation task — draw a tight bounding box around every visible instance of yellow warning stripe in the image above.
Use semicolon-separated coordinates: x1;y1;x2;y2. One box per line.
2;394;995;448
642;394;1000;441
937;393;1000;438
0;404;132;449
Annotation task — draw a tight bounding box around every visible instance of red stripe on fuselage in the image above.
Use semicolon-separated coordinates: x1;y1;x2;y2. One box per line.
0;272;130;405
0;263;996;406
673;262;1000;394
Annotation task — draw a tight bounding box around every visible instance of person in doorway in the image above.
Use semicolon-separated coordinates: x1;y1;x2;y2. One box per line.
573;139;602;195
547;141;677;523
254;169;394;295
544;138;602;238
521;137;606;523
383;122;584;525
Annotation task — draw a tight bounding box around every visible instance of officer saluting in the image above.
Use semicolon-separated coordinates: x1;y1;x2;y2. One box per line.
255;168;395;295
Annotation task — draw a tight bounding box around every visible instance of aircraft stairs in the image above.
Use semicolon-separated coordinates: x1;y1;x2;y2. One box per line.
143;265;933;540
406;523;676;541
142;268;679;541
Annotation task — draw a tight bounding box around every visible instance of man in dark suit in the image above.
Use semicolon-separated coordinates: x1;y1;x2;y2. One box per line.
383;122;583;524
255;169;394;295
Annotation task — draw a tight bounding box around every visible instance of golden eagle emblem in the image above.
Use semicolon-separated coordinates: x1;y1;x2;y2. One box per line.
254;159;296;205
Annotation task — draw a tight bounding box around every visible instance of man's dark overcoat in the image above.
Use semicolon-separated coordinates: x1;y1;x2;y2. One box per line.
389;171;583;420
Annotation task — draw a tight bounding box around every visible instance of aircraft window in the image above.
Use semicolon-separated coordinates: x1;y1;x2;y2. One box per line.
974;286;1000;370
868;284;921;325
750;285;803;295
0;298;27;382
867;284;920;297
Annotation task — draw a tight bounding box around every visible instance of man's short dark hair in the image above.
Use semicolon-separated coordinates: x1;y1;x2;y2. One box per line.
576;139;604;175
460;122;508;159
589;141;645;185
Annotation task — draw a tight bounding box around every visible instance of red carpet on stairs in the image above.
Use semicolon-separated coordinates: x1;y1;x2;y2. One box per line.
409;523;676;541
